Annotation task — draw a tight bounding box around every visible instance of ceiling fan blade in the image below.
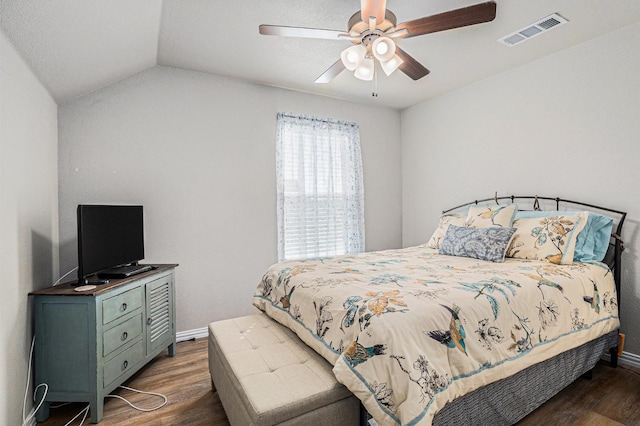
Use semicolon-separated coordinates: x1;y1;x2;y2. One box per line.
396;1;497;39
396;47;430;80
259;25;345;40
361;0;387;25
385;28;409;39
315;59;346;83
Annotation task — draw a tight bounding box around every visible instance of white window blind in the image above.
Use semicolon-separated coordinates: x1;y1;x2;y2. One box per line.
276;113;364;261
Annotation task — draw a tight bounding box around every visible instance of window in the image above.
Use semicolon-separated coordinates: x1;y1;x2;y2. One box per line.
276;113;364;261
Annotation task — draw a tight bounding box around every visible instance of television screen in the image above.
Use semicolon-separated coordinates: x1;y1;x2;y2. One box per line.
77;205;145;283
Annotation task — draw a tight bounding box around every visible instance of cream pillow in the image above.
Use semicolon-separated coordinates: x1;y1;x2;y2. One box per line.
466;204;517;229
427;213;467;249
506;212;588;264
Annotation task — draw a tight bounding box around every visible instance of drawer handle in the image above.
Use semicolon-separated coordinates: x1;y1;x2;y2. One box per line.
122;360;128;370
121;331;128;341
147;318;153;326
121;303;127;312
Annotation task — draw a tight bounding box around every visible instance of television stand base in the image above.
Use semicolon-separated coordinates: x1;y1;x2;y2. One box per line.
99;264;153;278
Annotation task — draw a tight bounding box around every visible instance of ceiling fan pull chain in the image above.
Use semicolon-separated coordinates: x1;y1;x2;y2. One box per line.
372;64;379;97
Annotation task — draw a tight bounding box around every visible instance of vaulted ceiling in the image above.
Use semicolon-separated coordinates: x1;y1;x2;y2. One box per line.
2;0;640;109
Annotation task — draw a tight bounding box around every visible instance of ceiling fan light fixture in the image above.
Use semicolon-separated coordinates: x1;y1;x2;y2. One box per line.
371;36;396;62
380;54;403;76
260;1;497;84
341;44;367;71
354;56;375;81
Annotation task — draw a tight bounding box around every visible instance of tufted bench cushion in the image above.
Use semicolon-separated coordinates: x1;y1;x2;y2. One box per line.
208;313;360;426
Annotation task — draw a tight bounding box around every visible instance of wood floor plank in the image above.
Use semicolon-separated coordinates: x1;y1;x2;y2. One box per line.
574;412;625;426
38;338;640;425
590;366;640;425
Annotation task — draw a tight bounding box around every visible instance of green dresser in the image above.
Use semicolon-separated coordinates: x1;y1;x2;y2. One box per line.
30;264;177;423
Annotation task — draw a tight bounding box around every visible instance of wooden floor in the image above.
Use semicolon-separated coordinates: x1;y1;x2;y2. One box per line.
39;338;640;425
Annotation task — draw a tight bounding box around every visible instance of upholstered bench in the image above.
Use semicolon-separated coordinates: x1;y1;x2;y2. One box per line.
208;313;360;426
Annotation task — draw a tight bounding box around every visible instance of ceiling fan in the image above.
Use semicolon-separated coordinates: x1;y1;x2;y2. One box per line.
259;0;497;84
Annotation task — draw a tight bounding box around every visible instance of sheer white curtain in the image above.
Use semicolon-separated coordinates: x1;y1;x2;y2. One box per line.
276;113;365;261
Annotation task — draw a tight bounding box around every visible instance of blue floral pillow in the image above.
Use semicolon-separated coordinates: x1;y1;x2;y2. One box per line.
439;225;517;263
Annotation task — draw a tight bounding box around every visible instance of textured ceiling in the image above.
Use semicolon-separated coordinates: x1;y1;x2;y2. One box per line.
2;0;640;109
0;0;162;103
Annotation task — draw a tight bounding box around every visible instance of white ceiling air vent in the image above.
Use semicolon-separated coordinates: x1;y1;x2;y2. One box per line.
498;13;568;46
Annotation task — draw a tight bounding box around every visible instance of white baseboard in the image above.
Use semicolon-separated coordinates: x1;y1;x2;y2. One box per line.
176;327;208;342
602;350;640;369
619;351;640;369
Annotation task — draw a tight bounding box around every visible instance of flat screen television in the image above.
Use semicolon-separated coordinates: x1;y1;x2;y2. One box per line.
77;204;147;284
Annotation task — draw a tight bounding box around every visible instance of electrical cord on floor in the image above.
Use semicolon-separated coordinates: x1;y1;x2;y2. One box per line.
106;385;168;412
50;385;167;426
63;404;90;426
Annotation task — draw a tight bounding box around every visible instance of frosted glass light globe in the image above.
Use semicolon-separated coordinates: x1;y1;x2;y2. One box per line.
371;37;396;62
340;44;367;71
375;42;389;56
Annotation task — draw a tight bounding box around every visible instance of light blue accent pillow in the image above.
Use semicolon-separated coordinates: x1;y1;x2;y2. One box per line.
439;225;517;263
514;211;613;262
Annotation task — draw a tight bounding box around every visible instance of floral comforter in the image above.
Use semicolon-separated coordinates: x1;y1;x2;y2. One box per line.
253;246;619;425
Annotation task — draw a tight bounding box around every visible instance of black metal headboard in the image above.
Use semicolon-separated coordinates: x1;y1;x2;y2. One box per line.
442;195;627;303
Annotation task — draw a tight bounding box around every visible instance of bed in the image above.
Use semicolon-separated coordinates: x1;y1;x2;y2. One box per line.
253;196;626;425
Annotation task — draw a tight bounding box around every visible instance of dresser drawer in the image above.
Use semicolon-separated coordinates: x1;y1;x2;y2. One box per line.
103;314;143;357
103;340;144;388
102;288;142;325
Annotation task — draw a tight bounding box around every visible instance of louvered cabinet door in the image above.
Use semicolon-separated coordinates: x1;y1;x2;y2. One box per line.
145;273;175;356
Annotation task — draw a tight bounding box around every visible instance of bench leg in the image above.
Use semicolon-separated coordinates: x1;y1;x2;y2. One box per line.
211;379;217;393
360;403;369;426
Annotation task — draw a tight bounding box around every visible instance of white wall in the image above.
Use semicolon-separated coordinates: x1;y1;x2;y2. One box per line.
58;66;402;333
0;31;59;425
402;22;640;354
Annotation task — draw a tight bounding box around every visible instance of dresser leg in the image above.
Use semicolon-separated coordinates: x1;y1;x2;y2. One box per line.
90;398;104;423
168;341;176;357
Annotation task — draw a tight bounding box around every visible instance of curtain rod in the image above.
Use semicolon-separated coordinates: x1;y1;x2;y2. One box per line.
278;112;358;127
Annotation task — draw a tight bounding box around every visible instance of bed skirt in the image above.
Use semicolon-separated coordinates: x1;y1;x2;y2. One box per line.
430;330;619;425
